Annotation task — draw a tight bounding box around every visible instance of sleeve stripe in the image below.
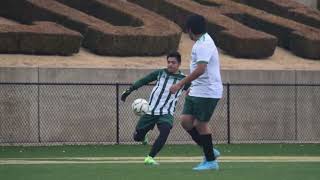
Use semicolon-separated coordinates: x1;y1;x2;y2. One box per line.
196;61;209;64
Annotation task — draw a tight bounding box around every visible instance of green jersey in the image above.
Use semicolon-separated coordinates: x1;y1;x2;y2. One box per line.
131;69;189;115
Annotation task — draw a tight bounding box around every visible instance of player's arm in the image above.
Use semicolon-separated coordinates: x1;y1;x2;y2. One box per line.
130;70;160;90
181;63;206;86
170;64;206;94
170;44;211;94
121;70;160;102
183;82;192;91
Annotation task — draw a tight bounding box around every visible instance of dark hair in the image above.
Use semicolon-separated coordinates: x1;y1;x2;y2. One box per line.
167;51;181;64
185;14;207;35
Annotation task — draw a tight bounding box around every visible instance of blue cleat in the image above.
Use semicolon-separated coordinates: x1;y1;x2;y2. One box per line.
196;148;221;167
193;160;219;171
213;148;221;158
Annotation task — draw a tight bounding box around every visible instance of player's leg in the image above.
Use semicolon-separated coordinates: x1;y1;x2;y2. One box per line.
192;121;219;171
181;114;203;146
145;115;173;165
133;114;156;142
144;123;171;165
133;128;151;142
181;96;203;146
182;96;220;158
182;114;220;160
192;97;220;170
142;133;149;145
195;121;215;156
134;114;160;165
146;123;171;163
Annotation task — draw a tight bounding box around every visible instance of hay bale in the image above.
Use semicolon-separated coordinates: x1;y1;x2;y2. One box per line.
0;0;181;56
130;0;320;59
129;0;277;59
290;31;320;59
0;21;82;55
223;0;320;59
232;0;320;29
217;29;277;58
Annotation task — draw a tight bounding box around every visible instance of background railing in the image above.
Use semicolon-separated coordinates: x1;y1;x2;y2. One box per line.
0;82;319;145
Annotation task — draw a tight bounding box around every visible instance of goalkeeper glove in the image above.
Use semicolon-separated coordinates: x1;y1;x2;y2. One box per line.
121;88;133;102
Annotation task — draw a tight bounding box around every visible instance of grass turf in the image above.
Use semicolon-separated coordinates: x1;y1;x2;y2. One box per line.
1;144;320;158
1;144;320;180
1;162;320;180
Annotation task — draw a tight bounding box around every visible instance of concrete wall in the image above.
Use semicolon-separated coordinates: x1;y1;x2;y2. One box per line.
1;67;320;144
38;68;148;83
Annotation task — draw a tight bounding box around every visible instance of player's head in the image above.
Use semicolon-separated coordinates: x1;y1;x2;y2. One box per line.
186;14;207;40
166;51;181;74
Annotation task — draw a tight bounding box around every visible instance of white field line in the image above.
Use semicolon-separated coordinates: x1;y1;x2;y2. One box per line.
2;156;320;160
1;156;320;164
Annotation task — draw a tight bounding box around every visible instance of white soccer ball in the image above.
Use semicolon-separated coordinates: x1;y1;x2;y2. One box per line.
132;98;149;116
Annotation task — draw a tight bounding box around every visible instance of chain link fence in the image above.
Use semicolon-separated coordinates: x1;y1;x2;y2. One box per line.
0;82;320;145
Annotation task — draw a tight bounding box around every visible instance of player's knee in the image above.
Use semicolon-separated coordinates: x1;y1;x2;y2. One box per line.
180;115;194;131
133;131;144;142
180;120;193;131
195;122;210;135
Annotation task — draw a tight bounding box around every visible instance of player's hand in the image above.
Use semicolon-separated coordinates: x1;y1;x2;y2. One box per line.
170;83;182;94
121;89;132;102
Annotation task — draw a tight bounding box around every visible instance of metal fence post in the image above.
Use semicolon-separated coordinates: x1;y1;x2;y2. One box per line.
227;83;231;144
295;83;298;141
37;84;41;143
116;83;120;144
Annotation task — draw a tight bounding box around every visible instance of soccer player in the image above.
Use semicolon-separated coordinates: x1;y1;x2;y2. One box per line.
121;51;190;165
170;15;223;170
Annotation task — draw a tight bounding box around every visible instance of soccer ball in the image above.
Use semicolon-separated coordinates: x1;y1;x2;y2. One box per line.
132;98;149;116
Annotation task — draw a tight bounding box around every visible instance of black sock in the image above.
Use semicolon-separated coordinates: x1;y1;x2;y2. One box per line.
200;134;215;161
149;123;171;158
187;127;202;147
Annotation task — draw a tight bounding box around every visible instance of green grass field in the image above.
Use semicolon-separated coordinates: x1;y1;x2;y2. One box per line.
1;144;320;180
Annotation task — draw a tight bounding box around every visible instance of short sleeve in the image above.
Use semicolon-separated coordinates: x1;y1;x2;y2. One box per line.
195;44;212;64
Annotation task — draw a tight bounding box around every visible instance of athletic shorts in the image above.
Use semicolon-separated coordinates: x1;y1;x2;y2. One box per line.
182;96;220;122
136;114;174;130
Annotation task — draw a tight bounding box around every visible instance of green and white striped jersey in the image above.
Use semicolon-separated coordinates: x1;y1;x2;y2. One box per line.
131;69;189;116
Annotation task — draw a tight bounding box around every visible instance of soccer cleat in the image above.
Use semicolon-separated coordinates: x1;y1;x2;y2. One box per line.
213;148;221;158
144;156;159;165
142;135;148;145
197;148;221;167
192;160;219;171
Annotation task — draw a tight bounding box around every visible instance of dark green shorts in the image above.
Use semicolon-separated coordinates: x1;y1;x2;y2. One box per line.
136;114;174;130
182;96;220;122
